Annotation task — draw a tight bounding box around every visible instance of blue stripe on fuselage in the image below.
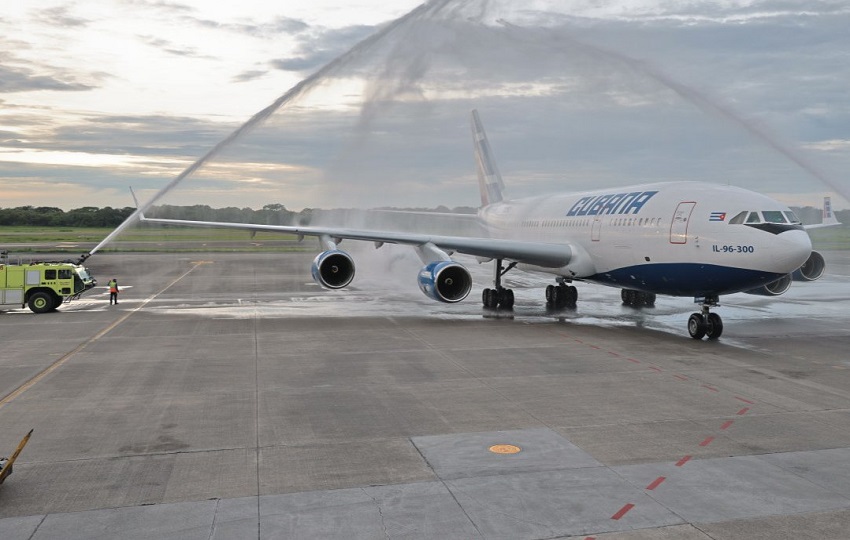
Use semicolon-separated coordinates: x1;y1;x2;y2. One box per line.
587;263;785;296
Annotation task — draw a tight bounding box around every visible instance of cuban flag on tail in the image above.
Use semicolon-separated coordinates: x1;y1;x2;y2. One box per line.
709;212;727;222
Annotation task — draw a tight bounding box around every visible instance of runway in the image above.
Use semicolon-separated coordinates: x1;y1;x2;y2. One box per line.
2;249;850;539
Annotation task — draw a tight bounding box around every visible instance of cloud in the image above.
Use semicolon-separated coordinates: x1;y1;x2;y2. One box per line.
4;0;850;211
34;4;91;27
137;35;218;60
233;70;268;83
271;24;378;73
0;65;94;93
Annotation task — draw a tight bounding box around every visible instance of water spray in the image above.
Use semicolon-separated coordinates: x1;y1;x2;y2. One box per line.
87;0;460;259
496;19;849;202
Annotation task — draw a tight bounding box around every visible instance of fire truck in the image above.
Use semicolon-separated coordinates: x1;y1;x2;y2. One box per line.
0;251;97;313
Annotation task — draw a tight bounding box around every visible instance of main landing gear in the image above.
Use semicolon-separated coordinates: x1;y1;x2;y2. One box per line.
545;279;577;309
621;289;656;307
482;259;517;309
688;296;723;340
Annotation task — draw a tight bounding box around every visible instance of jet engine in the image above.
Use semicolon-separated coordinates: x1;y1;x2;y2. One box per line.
792;251;825;281
311;250;355;289
417;261;473;303
744;273;792;296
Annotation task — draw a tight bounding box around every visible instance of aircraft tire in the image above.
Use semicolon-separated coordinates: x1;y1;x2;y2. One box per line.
499;289;515;309
545;285;555;304
565;285;578;306
706;313;723;340
688;313;707;339
643;292;656;307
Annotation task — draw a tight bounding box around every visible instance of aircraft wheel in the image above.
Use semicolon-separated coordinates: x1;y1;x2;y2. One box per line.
621;289;632;305
482;288;496;308
28;292;54;314
553;285;567;308
688;313;707;339
545;285;555;304
499;289;515;309
706;313;723;340
643;292;656;307
566;286;578;306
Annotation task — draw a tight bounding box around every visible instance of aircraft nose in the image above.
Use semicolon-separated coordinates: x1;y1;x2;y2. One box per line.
773;229;812;273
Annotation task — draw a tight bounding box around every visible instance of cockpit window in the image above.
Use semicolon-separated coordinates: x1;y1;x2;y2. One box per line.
783;211;801;224
746;212;761;224
762;211;787;224
729;211;748;224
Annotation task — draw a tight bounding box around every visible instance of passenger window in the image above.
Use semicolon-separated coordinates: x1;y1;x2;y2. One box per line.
729;211;748;224
746;212;761;224
762;211;786;224
44;269;57;279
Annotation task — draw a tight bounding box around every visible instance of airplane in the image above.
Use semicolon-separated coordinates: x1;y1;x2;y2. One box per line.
133;110;836;339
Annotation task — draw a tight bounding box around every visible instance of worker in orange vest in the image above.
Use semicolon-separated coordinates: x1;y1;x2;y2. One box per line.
108;278;120;305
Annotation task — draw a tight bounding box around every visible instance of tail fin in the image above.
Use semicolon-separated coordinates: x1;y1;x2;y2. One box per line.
804;196;842;230
822;196;840;226
471;110;504;206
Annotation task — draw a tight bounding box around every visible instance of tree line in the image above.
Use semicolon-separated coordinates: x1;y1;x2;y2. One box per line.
0;203;844;228
0;204;301;227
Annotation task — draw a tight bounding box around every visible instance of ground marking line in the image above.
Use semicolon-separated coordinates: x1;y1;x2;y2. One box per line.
611;503;635;520
0;262;205;409
675;455;692;467
646;476;666;491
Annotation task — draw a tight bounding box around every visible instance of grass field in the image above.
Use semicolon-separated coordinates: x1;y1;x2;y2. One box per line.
0;226;310;253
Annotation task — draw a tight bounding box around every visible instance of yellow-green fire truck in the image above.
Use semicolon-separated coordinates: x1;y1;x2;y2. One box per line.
0;252;96;313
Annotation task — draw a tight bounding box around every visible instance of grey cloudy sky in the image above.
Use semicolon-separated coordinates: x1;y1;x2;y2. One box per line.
2;0;849;211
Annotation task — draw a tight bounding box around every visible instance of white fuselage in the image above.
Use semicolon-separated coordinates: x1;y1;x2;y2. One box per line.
478;181;813;297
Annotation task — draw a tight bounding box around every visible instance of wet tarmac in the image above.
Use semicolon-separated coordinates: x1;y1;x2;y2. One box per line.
1;249;850;539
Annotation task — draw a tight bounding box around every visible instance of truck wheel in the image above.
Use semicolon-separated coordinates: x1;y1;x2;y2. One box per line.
28;292;54;314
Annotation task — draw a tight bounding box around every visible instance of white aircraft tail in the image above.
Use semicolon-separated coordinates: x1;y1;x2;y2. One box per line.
822;196;840;226
805;196;842;230
471;110;505;206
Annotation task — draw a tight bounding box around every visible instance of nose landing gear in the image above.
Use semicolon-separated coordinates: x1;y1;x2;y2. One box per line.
688;296;723;340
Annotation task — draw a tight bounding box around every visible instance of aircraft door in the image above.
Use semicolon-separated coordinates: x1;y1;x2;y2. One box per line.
670;202;696;244
591;217;601;241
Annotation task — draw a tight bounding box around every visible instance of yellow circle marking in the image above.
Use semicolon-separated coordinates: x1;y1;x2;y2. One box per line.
489;444;521;455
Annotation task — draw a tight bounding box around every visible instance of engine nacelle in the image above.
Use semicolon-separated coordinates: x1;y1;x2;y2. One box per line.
417;261;472;303
792;250;825;281
311;250;355;289
744;273;792;296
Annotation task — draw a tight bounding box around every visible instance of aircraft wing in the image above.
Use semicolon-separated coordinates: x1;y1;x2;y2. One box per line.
138;215;571;268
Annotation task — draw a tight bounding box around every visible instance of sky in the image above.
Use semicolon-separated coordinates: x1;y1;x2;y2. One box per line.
2;0;849;212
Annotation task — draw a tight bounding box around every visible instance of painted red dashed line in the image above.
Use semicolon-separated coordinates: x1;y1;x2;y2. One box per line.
611;503;635;520
554;334;761;531
646;476;666;491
